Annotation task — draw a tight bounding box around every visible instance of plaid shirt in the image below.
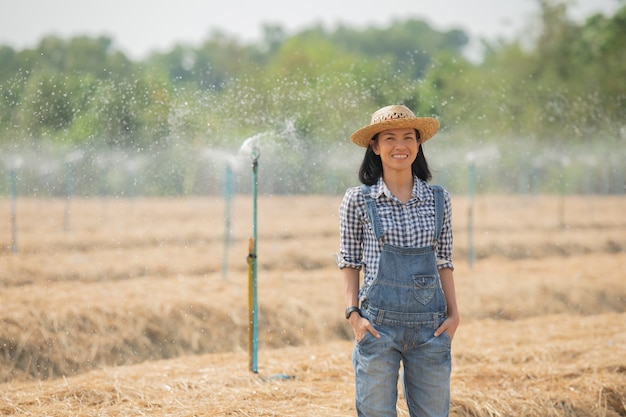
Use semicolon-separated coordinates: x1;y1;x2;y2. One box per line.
337;176;454;301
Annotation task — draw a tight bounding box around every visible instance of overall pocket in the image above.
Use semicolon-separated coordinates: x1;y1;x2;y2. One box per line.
412;274;438;305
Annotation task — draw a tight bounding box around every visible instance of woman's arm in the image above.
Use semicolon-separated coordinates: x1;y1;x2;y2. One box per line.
342;267;380;340
342;266;361;310
435;267;460;339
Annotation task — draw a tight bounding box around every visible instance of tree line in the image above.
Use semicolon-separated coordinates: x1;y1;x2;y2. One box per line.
0;0;623;151
0;1;624;196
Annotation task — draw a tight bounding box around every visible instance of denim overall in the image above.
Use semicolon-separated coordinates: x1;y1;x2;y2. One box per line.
354;185;451;417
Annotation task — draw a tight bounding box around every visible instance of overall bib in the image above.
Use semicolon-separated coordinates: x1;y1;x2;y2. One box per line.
353;185;451;417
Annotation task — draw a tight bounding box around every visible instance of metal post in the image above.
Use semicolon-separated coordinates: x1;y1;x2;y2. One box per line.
249;147;260;373
467;161;475;269
64;161;74;232
247;237;255;371
10;169;18;253
222;164;233;280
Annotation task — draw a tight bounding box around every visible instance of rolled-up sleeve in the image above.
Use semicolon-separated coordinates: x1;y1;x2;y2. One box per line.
337;187;364;270
436;190;454;271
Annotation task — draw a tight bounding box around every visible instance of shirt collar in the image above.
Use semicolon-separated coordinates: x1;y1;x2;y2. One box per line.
371;176;430;202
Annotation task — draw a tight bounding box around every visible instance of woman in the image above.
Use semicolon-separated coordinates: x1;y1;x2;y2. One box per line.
337;104;460;417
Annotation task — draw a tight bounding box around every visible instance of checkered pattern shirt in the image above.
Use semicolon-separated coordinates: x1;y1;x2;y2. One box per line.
337;176;454;301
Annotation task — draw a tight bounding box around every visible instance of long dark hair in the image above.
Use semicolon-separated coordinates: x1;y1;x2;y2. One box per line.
358;131;432;185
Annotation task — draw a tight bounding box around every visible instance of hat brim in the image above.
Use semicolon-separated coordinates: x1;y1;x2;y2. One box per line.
350;117;440;147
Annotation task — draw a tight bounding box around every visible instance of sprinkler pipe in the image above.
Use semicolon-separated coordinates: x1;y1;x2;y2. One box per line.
222;164;233;280
10;169;18;253
248;147;260;373
467;160;475;269
64;161;74;232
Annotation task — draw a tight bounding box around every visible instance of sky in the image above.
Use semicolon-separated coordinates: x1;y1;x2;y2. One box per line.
0;0;622;60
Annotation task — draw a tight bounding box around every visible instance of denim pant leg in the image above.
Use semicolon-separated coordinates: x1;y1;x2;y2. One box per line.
353;326;402;417
401;330;452;417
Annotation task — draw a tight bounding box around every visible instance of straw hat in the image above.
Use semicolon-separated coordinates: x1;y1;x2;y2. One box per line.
350;105;440;147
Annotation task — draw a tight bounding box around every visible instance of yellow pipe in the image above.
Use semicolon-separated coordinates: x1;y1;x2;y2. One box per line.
247;237;254;371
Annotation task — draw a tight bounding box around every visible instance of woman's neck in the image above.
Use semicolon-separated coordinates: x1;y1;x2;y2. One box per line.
382;170;414;204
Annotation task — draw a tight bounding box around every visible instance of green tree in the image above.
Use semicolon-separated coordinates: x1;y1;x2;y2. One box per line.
15;71;78;138
67;72;172;148
30;35;132;78
332;19;468;79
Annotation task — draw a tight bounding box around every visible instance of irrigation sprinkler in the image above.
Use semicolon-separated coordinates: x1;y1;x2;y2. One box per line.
466;157;476;269
10;168;18;253
557;156;571;229
615;155;625;195
5;156;23;253
64;151;83;232
464;145;499;269
64;161;74;232
248;146;260;373
222;163;234;280
240;132;294;379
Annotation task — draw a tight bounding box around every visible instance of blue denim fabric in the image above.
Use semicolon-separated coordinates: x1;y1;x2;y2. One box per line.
354;185;451;417
353;315;451;417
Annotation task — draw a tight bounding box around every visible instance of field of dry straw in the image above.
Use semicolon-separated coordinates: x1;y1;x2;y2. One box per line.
0;193;625;416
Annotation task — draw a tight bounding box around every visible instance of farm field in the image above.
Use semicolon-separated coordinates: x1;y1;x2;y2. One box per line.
1;194;625;416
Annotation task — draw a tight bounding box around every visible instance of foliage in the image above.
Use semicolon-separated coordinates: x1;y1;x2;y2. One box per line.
0;0;624;195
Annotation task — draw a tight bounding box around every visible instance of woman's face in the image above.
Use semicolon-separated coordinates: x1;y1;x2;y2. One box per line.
370;128;419;172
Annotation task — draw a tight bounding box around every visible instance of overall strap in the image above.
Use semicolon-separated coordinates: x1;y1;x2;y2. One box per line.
431;185;444;244
362;183;444;245
360;185;384;242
